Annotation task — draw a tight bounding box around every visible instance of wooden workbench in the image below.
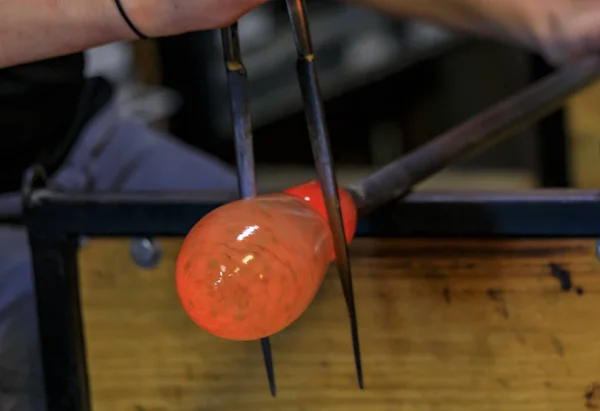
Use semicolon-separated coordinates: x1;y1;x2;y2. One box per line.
79;237;600;411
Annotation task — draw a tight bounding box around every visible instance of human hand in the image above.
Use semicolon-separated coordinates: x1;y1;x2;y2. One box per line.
451;0;600;65
351;0;600;66
521;0;600;65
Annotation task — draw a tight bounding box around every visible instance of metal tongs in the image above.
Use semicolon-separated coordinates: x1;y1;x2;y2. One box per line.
220;0;362;396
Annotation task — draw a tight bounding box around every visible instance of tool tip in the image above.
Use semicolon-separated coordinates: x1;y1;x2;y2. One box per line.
355;360;364;390
349;316;363;390
261;337;277;398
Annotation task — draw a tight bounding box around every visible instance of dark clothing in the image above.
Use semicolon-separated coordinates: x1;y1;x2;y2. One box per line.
0;52;110;193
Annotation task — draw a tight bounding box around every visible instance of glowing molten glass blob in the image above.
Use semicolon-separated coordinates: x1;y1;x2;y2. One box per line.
176;181;358;341
284;180;357;245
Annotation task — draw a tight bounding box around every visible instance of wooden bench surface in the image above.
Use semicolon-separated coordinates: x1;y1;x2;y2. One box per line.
79;237;600;411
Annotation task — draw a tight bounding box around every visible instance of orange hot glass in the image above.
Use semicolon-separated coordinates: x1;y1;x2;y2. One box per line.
284;180;357;245
176;181;358;341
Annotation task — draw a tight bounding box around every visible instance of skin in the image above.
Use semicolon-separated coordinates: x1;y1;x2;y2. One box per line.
2;0;600;69
355;0;600;65
0;0;266;68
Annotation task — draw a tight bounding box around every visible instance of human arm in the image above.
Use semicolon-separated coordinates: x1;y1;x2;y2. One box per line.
0;0;267;68
345;0;600;65
3;0;599;69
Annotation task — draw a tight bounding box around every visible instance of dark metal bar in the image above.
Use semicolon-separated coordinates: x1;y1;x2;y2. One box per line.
221;24;276;397
27;234;90;411
24;187;600;238
351;56;600;215
285;0;363;388
22;165;91;411
359;189;600;238
24;189;230;236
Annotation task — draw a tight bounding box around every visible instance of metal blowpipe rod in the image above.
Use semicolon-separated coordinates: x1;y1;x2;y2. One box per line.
221;23;276;397
351;56;600;216
285;0;363;389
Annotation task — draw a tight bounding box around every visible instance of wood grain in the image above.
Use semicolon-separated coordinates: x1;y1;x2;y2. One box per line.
80;238;600;411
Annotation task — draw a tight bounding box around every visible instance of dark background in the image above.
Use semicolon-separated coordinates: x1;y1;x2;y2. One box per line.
148;1;568;187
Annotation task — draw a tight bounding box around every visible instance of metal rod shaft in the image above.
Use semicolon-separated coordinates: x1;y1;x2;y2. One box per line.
221;24;276;397
351;56;600;216
221;24;257;198
284;0;363;389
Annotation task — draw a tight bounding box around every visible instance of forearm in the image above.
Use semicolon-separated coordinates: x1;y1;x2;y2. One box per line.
0;0;149;68
347;0;539;50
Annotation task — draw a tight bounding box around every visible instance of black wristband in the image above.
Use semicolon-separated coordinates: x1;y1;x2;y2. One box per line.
114;0;148;39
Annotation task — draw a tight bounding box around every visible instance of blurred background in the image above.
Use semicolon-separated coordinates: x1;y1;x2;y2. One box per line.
84;0;600;192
